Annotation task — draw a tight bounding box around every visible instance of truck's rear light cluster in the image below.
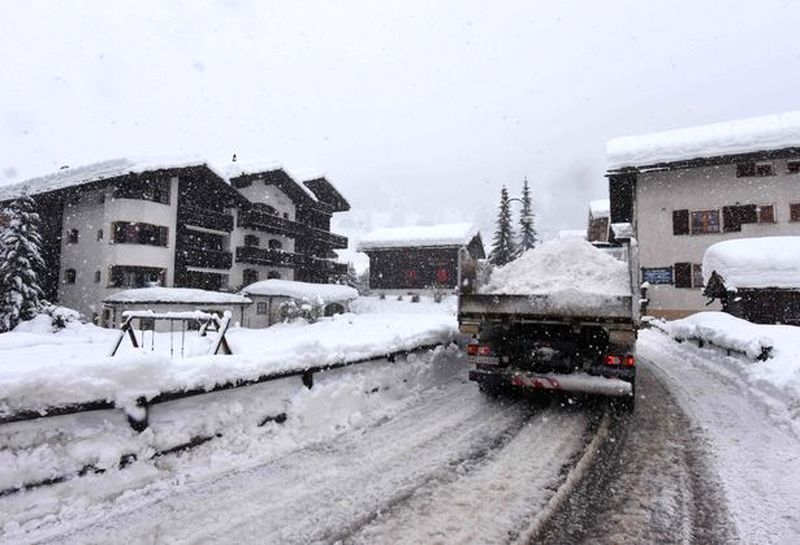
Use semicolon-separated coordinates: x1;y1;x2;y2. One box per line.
467;344;492;357
603;354;636;367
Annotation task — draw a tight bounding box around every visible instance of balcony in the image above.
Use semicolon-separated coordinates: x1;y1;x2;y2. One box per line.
235;246;299;268
179;205;234;232
182;247;233;270
308;228;348;249
237;209;304;238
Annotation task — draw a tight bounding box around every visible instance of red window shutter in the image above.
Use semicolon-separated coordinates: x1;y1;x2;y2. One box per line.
672;210;689;235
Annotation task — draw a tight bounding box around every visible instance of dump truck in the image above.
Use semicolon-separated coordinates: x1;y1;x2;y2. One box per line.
458;236;639;410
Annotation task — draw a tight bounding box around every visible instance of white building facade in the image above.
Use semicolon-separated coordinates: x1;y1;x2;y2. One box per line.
0;157;350;324
607;112;800;319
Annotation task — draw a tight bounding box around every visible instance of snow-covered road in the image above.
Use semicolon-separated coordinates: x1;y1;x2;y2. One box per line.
640;331;800;545
33;375;592;545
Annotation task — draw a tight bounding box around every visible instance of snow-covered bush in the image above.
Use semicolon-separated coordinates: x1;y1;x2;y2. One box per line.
279;300;318;323
41;303;82;330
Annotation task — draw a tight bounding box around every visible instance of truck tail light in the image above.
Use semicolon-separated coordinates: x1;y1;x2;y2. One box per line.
622;355;636;367
467;344;492;356
603;355;621;366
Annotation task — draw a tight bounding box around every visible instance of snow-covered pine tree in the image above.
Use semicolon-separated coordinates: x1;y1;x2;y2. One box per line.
517;177;537;254
0;195;45;332
489;185;516;266
343;262;359;288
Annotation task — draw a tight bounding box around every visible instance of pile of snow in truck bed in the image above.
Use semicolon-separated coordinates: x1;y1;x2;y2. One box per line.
702;236;800;290
606;110;800;169
480;238;630;298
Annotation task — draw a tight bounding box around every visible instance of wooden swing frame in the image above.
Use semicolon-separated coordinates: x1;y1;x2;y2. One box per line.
109;310;233;357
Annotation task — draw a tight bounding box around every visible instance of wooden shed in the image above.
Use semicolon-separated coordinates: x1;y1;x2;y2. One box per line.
702;236;800;325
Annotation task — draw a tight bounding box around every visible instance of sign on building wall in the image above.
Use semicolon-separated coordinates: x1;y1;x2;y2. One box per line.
642;267;673;285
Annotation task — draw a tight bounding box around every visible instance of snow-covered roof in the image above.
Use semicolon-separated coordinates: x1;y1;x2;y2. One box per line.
589;199;610;218
610;222;634;239
241;279;358;304
607;110;800;169
104;287;251;305
220;159;283;180
702;236;800;290
357;223;479;251
0;155;215;201
557;229;587;240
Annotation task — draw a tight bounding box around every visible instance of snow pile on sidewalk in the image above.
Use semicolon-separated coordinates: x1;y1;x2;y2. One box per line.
480;238;630;297
0;307;457;417
702;237;800;290
644;312;800;431
607;110;800;168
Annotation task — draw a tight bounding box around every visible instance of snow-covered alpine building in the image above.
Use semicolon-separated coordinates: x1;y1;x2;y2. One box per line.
357;223;484;295
607;111;800;319
0;156;350;324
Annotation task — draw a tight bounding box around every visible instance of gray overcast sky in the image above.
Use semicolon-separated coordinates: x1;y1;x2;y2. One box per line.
2;0;799;261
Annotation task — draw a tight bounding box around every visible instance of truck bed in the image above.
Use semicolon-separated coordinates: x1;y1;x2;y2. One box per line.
459;292;634;325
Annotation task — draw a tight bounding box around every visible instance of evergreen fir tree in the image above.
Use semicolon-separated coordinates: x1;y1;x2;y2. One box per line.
518;177;537;254
0;195;45;332
489;185;516;266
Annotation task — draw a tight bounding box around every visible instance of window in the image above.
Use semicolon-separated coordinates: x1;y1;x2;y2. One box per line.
64;268;76;284
757;204;775;223
112;222;168;246
97;194;106;205
67;229;79;244
404;269;418;281
690;210;720;234
283;212;289;219
243;269;259;286
256;302;268;314
268;239;283;250
267;271;282;279
723;205;756;232
672;209;690;235
724;204;774;231
244;234;260;247
675;263;703;288
691;264;704;288
109;266;165;288
113;177;170;204
97;229;104;241
186;230;223;251
94;270;101;283
737;161;774;177
791;203;800;222
788;160;800;174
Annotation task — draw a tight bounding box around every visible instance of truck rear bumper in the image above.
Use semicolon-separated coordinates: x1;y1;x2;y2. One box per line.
469;369;633;398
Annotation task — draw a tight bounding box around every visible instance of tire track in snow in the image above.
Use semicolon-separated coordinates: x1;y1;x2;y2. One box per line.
341;407;590;545
42;378;574;545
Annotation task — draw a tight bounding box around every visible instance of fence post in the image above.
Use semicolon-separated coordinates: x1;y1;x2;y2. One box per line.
302;371;314;389
126;397;149;432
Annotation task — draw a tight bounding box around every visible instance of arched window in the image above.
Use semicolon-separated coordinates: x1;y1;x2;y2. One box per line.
324;303;345;316
267;271;282;279
268;239;283;250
